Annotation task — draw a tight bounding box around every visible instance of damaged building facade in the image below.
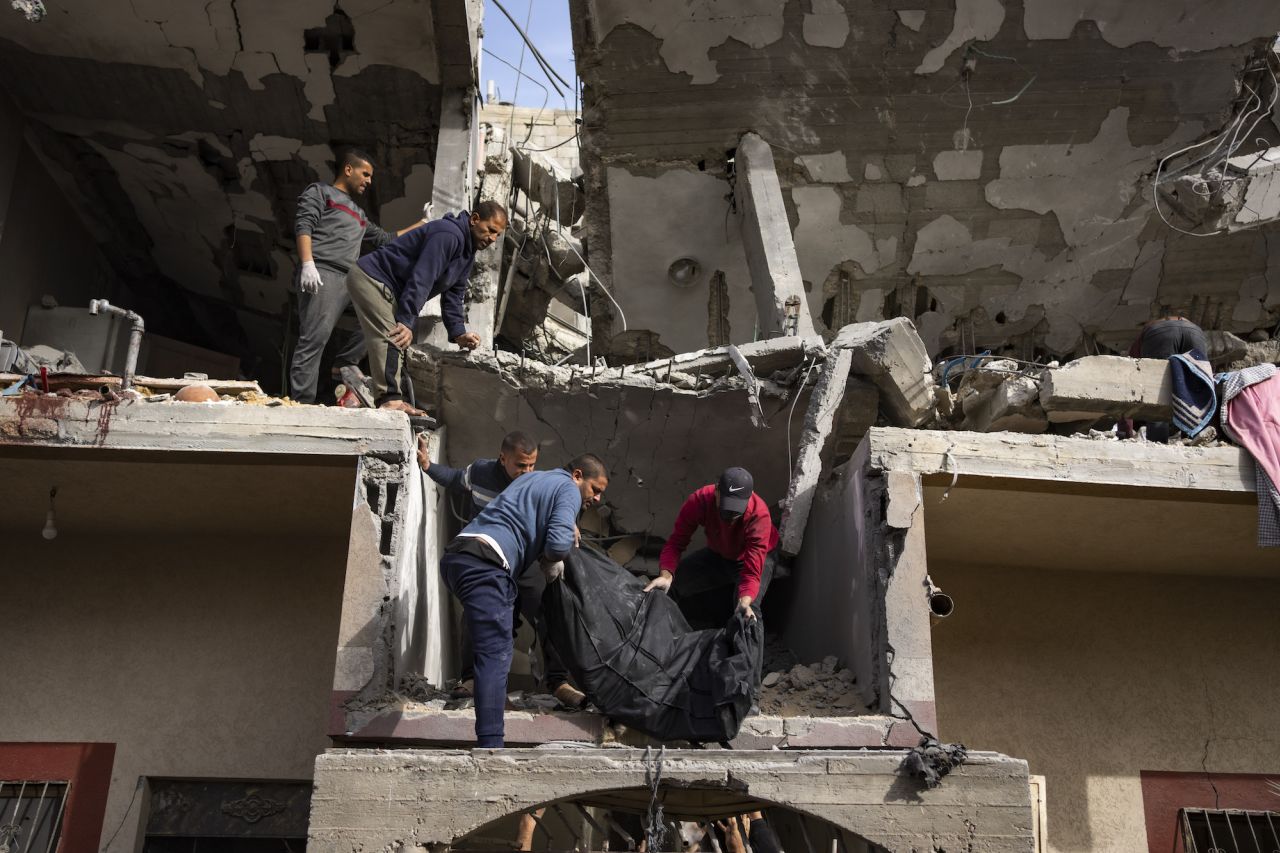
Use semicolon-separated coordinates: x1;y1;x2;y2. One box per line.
2;2;1280;853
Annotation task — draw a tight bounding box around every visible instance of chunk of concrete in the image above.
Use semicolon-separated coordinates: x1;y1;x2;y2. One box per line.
832;319;936;427
736;132;817;339
1038;355;1173;423
779;348;853;556
959;375;1047;433
512;147;584;226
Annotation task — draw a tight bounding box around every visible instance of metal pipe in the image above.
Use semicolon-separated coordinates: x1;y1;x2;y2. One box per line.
925;574;954;618
88;299;144;390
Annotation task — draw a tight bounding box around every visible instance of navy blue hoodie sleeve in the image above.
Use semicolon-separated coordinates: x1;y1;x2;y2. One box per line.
394;230;463;329
440;277;467;341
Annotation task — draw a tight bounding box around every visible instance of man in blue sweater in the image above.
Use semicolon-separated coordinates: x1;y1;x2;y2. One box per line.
441;453;609;747
346;200;508;413
419;429;582;708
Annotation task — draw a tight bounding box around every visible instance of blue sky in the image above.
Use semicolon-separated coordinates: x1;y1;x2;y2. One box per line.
480;0;578;109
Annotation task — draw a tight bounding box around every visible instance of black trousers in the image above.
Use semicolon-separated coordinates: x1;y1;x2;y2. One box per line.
460;563;569;690
668;547;776;631
1140;319;1210;442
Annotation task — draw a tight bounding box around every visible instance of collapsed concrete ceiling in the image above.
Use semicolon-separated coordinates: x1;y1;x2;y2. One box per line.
570;0;1280;361
0;0;446;373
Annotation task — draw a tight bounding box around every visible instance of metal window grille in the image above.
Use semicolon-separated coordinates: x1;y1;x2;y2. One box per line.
0;781;70;853
1180;808;1280;853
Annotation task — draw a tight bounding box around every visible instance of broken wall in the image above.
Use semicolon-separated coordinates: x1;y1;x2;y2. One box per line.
932;563;1280;853
571;0;1280;359
435;355;811;541
788;452;878;709
0;0;454;388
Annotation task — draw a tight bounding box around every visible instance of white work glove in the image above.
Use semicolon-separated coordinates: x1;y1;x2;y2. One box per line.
421;202;433;223
299;260;323;294
542;560;564;583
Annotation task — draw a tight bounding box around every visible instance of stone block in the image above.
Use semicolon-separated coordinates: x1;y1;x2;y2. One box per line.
832;319;936;426
1038;355;1171;422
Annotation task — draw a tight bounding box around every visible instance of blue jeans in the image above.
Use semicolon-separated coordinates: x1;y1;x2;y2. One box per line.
441;552;517;747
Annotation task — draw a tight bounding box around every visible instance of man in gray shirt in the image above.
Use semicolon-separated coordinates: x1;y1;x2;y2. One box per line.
289;149;427;403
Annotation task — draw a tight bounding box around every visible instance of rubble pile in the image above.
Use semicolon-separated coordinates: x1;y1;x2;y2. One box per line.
757;655;869;717
936;339;1280;439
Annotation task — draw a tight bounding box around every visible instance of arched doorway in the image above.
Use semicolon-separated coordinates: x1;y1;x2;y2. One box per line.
451;785;882;853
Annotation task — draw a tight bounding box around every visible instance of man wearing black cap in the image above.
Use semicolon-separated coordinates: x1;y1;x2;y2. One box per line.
644;467;780;629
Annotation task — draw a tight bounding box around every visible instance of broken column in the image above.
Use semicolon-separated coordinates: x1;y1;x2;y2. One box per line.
417;87;478;349
736;132;817;339
467;129;515;350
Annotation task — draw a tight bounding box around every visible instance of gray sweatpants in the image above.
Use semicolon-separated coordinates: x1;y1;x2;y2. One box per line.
288;264;365;403
346;264;413;406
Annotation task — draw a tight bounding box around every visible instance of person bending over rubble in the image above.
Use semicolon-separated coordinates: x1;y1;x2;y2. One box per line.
418;430;587;710
346;200;508;414
289;148;430;404
645;466;779;629
439;453;609;747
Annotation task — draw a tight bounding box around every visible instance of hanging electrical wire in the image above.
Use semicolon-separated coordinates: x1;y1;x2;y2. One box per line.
1152;49;1280;237
490;0;573;95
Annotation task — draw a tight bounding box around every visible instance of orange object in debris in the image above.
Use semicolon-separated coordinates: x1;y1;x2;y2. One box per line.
334;384;361;408
174;383;219;402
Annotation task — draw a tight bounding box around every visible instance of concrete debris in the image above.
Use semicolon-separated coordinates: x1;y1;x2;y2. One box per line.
1038;355;1171;422
757;656;868;717
901;738;968;788
831;319;936;427
779;348;852;556
512;146;585;226
726;344;768;428
1228;338;1280;370
10;0;45;23
16;344;87;374
959;374;1047;434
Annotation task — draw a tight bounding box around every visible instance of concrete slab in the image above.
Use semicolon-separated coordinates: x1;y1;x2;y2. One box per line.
1038;355;1171;422
832;319;936;427
0;394;411;458
864;427;1254;493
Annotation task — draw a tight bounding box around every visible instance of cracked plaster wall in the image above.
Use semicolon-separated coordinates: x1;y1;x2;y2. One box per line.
573;0;1280;360
0;0;449;389
605;167;757;354
437;364;810;540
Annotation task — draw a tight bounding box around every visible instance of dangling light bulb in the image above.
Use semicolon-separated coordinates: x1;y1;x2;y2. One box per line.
42;487;57;541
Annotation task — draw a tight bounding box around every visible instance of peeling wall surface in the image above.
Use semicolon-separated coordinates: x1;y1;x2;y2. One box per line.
572;0;1280;360
0;0;450;388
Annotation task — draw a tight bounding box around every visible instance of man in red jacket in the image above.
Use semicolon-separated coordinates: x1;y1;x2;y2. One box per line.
644;466;779;628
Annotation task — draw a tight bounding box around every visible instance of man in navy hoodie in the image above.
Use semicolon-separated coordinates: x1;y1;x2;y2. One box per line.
440;453;609;747
346;200;508;413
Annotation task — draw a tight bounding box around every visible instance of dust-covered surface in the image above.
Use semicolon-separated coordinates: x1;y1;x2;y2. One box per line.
757;655;870;717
